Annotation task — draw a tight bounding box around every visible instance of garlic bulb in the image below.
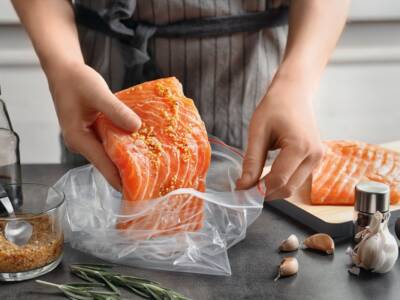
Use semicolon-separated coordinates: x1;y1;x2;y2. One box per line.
348;211;399;274
279;234;299;252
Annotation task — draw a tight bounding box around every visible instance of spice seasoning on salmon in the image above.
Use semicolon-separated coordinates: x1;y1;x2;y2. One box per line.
95;77;211;237
311;140;400;205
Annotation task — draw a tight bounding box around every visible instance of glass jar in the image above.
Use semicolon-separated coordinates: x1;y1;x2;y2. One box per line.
0;183;64;281
353;181;390;243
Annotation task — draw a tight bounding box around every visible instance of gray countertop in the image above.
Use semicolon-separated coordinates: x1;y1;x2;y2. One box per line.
1;164;400;300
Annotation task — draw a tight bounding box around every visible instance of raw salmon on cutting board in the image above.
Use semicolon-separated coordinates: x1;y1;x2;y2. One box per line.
265;141;400;237
95;77;211;236
311;140;400;205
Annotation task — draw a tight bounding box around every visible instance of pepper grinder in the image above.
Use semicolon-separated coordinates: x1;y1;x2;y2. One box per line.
353;181;390;242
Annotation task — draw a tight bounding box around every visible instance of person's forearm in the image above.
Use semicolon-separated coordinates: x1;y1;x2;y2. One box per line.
11;0;83;78
276;0;350;92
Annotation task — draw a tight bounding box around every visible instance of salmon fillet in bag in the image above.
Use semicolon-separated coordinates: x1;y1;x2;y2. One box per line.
95;77;211;237
54;135;264;275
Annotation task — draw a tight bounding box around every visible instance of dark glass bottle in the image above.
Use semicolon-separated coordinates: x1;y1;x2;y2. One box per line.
0;87;23;209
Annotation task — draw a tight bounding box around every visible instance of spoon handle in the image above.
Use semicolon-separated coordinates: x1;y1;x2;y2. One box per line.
0;184;8;198
0;197;14;217
0;185;15;217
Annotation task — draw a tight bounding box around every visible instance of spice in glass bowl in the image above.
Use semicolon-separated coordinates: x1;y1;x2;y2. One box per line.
0;214;63;273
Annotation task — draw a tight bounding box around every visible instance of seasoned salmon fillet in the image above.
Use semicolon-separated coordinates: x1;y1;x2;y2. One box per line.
311;140;400;205
95;77;211;236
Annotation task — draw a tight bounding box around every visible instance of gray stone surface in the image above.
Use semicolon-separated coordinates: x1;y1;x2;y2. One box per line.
1;164;400;299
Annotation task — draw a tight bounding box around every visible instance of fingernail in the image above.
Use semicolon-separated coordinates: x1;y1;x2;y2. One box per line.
237;173;250;184
265;187;278;199
235;173;249;189
135;118;142;130
241;172;252;182
264;177;278;198
265;194;277;201
265;188;275;197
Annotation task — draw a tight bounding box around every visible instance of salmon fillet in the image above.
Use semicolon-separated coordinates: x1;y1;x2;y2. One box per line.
95;77;211;236
311;140;400;205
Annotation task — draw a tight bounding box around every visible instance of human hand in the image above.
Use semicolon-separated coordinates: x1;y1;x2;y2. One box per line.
236;73;324;200
47;63;141;190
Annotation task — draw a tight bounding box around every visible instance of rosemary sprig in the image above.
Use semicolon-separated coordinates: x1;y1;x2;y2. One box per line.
35;263;190;300
70;264;189;300
36;280;117;300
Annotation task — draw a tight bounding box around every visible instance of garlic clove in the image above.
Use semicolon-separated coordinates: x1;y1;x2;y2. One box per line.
274;257;299;281
303;233;335;254
279;234;299;252
348;266;360;276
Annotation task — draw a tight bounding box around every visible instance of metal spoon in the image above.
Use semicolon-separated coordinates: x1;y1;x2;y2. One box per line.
0;184;32;246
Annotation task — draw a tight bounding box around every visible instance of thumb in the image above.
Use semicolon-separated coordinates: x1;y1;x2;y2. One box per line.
72;130;122;191
95;91;141;132
236;128;269;190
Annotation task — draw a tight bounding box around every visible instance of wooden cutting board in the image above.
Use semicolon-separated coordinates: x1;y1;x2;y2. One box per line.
265;141;400;241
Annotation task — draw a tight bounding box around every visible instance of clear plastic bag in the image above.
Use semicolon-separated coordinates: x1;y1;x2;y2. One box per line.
54;137;264;276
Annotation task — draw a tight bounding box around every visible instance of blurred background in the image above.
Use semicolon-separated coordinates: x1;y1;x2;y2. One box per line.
0;0;400;163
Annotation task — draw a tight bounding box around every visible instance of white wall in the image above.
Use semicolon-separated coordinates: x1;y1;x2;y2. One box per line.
0;23;60;163
0;1;400;163
316;20;400;144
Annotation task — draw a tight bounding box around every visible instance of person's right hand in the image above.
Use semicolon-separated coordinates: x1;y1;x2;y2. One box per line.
47;62;141;191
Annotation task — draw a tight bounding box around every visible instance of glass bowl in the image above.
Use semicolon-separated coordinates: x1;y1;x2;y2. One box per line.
0;183;64;281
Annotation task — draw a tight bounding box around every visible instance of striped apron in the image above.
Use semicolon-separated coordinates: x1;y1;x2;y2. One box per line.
63;0;288;164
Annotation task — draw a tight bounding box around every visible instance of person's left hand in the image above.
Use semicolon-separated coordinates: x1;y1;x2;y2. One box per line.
236;73;324;200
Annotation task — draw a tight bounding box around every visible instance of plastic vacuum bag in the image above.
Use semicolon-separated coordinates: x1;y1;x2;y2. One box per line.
54;137;264;276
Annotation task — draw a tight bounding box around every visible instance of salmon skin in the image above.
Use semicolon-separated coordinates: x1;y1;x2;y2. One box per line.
311;140;400;205
95;77;211;237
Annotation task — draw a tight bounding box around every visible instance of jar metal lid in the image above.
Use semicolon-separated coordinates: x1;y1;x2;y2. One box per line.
355;181;390;213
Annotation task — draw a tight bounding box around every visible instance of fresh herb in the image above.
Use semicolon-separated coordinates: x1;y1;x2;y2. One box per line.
35;263;190;300
35;280;116;300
